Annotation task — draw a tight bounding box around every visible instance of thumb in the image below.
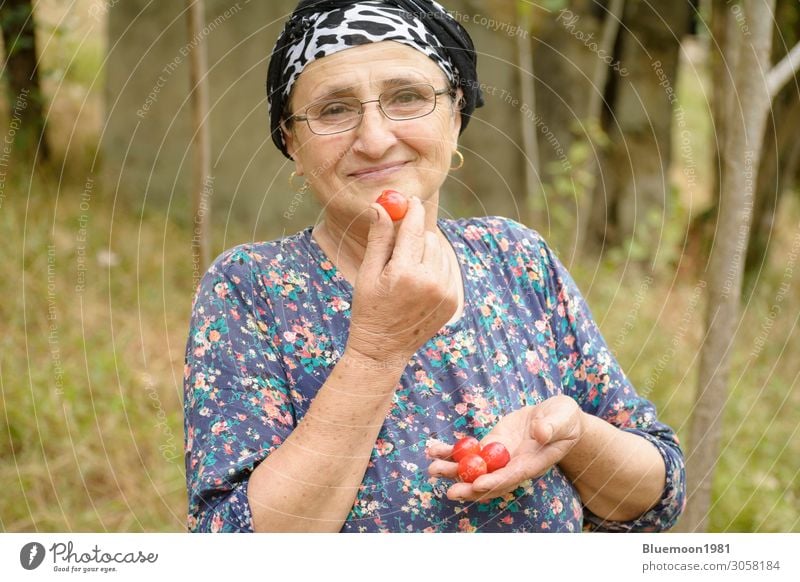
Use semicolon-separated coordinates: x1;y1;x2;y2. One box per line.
529;397;582;445
531;419;554;444
359;203;395;280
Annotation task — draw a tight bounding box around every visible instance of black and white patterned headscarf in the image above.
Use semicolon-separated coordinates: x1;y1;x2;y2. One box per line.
267;0;484;158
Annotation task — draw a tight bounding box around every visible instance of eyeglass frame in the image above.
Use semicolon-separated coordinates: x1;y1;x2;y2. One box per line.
285;83;457;136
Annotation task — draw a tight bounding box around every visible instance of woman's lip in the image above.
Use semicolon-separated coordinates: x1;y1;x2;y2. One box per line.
349;162;408;178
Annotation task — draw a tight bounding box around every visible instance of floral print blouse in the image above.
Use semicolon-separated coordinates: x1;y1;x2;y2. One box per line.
183;216;685;532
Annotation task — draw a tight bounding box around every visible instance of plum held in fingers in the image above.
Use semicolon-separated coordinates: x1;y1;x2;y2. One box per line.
375;190;408;221
480;442;511;472
452;436;481;463
457;454;488;483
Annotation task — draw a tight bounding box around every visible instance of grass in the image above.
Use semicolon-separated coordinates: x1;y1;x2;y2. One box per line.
1;168;190;531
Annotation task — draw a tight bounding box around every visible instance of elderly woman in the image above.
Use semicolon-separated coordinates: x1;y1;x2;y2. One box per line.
183;0;685;533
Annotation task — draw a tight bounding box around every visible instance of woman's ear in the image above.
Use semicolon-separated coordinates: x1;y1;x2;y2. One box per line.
450;88;464;142
281;120;304;175
455;87;466;112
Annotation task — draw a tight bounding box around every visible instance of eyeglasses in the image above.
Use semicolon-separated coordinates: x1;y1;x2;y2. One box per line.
288;83;455;135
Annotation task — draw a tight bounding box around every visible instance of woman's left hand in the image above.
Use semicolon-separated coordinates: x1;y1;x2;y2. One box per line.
427;395;586;502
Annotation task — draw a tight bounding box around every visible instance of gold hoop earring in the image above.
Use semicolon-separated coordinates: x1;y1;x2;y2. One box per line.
289;171;310;194
450;150;464;171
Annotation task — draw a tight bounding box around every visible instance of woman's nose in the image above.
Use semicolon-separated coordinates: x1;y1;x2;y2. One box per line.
351;101;398;157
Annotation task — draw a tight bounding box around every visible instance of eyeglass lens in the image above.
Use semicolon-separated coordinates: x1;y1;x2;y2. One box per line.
305;84;440;134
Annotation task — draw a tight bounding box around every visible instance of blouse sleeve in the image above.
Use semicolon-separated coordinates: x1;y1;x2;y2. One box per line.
183;248;295;532
505;218;686;532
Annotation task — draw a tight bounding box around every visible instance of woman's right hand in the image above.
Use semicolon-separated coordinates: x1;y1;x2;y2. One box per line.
249;200;453;531
346;196;459;365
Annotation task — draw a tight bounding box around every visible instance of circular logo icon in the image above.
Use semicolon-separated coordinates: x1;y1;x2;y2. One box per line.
20;542;46;570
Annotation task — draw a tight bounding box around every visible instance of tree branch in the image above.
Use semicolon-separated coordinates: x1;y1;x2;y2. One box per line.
767;40;800;99
586;0;625;120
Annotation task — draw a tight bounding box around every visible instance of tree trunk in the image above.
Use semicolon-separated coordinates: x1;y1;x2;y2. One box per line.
685;0;741;270
742;88;800;299
584;1;689;260
576;0;624;256
742;0;800;298
186;0;212;271
679;0;775;533
586;0;625;123
689;0;800;280
0;0;50;161
533;0;605;184
515;1;541;227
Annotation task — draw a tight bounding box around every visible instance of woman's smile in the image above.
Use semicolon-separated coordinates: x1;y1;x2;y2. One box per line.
348;160;410;181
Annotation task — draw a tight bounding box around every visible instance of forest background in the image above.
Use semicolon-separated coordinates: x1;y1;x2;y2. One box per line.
1;0;798;532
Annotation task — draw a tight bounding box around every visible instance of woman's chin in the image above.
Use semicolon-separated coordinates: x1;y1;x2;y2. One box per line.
343;174;439;207
350;182;409;200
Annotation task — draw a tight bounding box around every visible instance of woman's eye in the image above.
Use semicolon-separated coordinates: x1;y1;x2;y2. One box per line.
390;90;424;104
318;102;356;118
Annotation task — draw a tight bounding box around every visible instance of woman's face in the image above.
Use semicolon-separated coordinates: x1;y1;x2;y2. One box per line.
283;42;462;225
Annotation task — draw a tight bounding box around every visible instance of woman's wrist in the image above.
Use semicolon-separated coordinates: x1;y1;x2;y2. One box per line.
556;411;665;521
557;410;600;476
341;344;411;376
